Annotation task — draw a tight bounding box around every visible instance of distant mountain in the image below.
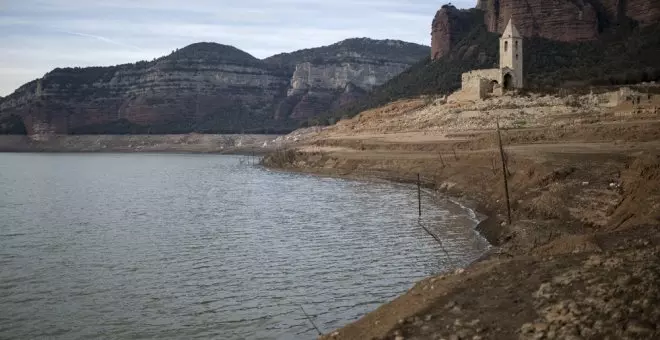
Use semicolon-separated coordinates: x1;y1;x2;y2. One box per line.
165;42;262;65
0;39;429;135
265;38;430;67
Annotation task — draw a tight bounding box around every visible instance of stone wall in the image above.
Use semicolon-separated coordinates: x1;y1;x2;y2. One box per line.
449;68;501;102
462;69;501;88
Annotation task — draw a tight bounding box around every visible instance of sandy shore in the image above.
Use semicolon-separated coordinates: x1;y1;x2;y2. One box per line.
0;134;280;154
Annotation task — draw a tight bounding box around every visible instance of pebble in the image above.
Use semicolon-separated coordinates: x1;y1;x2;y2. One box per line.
520;323;535;333
533;323;549;332
534;282;554;299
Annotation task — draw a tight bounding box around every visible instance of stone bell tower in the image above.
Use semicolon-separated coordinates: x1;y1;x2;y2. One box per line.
499;18;523;89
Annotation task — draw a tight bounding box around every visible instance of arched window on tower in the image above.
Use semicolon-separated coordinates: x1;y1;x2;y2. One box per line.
516;54;519;60
515;41;519;50
504;41;508;52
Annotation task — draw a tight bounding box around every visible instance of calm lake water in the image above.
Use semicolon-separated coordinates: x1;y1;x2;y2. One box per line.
0;153;489;340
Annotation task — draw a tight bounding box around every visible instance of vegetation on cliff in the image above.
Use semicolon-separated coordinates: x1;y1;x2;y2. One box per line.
0;114;27;135
264;38;430;68
326;16;660;122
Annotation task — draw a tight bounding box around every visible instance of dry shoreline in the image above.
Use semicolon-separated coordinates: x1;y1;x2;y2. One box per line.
263;147;660;340
0;134;280;154
260;94;660;339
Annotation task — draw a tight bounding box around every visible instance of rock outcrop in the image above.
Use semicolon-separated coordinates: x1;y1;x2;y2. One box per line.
431;5;481;60
433;0;660;60
483;0;601;41
267;38;429;120
482;0;660;39
0;39;429;135
600;0;660;25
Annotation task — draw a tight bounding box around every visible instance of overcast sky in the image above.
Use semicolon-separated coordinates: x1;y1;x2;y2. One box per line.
0;0;474;96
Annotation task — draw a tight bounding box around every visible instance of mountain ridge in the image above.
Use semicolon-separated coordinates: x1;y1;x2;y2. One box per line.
0;38;430;135
264;38;430;67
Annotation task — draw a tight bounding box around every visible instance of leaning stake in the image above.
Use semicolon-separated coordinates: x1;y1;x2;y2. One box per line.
496;118;512;224
300;305;322;336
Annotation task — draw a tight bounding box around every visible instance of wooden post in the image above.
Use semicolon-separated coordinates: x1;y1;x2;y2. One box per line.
417;173;422;218
497;118;512;224
438;152;446;168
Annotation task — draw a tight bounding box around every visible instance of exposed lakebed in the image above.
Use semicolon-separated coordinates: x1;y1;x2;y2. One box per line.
0;153;488;339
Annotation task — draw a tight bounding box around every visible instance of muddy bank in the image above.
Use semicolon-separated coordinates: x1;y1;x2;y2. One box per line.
264;144;660;340
0;134;280;154
262;93;660;339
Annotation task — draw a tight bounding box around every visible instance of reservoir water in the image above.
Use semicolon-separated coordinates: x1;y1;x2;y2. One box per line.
0;153;489;339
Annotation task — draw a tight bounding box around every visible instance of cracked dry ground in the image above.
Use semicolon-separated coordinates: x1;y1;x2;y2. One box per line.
368;227;660;340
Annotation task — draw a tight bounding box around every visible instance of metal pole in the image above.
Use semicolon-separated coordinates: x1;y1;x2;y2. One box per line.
496;119;512;224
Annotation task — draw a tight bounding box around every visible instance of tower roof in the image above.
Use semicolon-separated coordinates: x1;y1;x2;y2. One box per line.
502;18;521;38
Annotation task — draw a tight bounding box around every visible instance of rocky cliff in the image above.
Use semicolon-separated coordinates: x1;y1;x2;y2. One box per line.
266;38;429;120
431;6;483;60
0;39;429;135
432;0;660;60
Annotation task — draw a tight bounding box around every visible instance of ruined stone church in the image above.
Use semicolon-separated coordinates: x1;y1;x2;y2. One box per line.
449;19;524;102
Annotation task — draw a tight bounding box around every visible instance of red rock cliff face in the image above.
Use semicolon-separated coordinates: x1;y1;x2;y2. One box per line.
600;0;660;24
433;0;660;60
431;7;454;60
432;1;601;60
479;0;660;40
431;6;474;60
481;0;600;42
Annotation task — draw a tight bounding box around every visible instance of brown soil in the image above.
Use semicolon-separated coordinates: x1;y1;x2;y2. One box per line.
263;92;660;340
